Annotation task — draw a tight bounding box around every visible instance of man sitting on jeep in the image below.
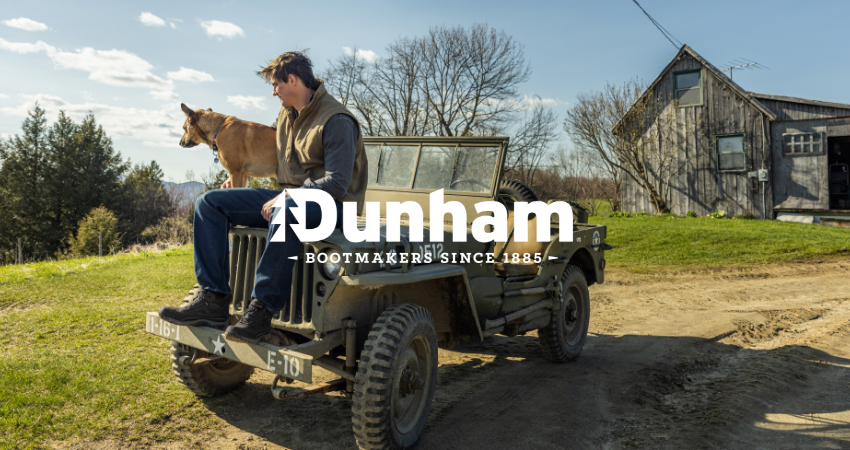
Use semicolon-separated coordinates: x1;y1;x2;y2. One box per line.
158;51;368;343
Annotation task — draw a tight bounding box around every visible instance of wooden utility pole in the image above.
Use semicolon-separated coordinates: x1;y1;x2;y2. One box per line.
17;238;22;265
99;232;102;257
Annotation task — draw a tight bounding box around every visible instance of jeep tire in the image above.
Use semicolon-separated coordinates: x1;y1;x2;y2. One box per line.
498;179;539;206
538;265;590;362
168;285;254;397
352;304;438;449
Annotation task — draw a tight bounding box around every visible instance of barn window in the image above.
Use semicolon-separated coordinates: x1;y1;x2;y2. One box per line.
782;133;823;155
674;69;702;107
716;133;747;172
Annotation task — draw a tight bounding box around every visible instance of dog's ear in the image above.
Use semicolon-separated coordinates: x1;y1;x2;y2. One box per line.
181;103;195;117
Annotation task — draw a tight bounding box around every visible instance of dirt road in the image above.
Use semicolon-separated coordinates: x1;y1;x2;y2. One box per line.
81;260;850;450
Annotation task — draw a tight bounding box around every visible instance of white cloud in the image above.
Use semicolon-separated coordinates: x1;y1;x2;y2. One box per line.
342;47;379;63
150;90;179;101
199;20;244;39
520;95;560;109
0;93;9;99
167;67;214;83
3;18;48;31
51;47;174;90
139;12;166;27
227;95;267;111
2;94;186;147
0;38;175;92
0;38;55;54
1;133;12;140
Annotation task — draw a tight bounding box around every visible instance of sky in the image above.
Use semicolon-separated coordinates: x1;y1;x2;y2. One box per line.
1;0;849;182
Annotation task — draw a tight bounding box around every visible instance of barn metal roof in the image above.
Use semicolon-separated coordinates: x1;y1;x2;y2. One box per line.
748;92;850;112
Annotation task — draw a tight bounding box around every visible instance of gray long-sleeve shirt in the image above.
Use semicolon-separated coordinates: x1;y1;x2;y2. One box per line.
299;114;358;200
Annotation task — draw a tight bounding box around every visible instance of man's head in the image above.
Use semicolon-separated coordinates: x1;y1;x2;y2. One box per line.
258;51;320;109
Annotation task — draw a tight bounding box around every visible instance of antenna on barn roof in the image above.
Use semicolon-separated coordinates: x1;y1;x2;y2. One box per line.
720;58;770;81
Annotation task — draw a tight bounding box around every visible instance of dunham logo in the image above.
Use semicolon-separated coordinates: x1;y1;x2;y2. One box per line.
271;188;573;244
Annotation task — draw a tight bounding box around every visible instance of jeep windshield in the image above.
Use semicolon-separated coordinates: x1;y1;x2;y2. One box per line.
363;137;509;197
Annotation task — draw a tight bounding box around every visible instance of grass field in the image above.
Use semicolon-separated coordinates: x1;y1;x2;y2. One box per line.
1;218;849;448
0;248;216;449
591;215;850;269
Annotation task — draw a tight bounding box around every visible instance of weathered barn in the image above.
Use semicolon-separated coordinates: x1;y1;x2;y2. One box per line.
619;45;850;222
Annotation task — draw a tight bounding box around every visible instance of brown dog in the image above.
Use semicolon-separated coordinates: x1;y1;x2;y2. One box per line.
179;103;278;188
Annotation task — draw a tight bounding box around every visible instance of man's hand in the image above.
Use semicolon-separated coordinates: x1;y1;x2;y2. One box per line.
220;178;232;189
262;190;290;221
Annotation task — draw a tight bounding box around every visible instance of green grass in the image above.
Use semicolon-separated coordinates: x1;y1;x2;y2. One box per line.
590;215;850;269
0;247;215;449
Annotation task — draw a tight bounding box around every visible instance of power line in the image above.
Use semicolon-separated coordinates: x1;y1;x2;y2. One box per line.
631;0;683;49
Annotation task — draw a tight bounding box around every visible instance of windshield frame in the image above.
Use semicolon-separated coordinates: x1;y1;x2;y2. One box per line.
363;136;509;198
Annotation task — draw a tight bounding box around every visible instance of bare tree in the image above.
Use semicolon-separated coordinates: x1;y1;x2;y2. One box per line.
325;25;560;189
324;48;384;136
565;80;702;213
507;100;558;186
550;145;615;216
326;24;533;139
419;24;531;137
564;81;640;212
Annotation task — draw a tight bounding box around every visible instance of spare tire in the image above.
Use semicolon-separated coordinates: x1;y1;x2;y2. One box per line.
498;180;538;208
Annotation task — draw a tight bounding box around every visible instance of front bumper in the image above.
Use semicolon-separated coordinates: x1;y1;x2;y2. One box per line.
144;312;314;383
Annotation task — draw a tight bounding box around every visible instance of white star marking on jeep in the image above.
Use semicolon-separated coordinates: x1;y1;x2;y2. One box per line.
212;335;226;355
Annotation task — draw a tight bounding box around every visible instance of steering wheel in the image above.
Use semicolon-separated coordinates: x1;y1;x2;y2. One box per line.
449;179;490;191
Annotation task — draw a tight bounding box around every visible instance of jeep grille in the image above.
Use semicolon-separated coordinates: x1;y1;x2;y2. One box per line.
228;227;314;327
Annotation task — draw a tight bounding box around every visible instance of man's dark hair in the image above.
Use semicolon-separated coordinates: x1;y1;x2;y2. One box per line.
258;51;320;90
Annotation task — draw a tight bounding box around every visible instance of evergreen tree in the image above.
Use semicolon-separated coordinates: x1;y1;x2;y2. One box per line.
0;106;128;261
0;105;51;261
69;114;127;224
43;111;79;254
119;160;173;244
65;206;122;257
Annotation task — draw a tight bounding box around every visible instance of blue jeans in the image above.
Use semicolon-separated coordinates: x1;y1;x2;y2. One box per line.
193;188;342;311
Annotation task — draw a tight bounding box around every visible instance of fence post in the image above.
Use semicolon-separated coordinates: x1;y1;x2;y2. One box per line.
99;232;103;257
18;238;22;265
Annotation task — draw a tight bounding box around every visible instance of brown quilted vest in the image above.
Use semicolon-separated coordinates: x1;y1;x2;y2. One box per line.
275;81;368;214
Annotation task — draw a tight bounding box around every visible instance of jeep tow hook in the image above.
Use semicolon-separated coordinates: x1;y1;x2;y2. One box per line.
271;376;347;400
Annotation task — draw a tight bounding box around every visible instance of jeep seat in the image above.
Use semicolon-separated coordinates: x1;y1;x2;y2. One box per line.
492;213;548;277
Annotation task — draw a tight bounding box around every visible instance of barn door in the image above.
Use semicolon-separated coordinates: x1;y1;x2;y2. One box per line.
827;118;850;209
771;120;828;210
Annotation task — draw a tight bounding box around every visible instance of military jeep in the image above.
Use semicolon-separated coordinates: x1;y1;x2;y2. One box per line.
146;136;609;449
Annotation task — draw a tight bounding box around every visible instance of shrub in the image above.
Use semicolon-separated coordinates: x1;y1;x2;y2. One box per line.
609;211;649;218
141;216;193;245
709;210;727;219
732;212;758;220
687;211;697;218
65;206;123;257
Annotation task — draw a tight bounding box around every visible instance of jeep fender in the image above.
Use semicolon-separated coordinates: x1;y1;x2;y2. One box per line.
328;264;483;341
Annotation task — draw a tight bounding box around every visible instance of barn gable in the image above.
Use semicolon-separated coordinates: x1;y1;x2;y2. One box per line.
619;45;774;217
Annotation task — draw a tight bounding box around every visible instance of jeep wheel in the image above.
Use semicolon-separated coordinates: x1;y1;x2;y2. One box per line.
538;265;590;362
169;344;254;396
352;304;438;449
168;284;253;396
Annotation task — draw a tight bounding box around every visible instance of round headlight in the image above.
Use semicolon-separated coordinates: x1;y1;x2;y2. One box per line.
318;249;342;279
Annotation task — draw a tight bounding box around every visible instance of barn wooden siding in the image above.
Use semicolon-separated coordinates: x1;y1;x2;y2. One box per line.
770;112;850;210
621;53;771;217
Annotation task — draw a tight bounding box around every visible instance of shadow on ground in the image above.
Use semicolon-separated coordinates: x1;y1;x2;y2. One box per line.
194;332;850;450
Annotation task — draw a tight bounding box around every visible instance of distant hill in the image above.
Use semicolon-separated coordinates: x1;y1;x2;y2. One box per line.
163;181;206;207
